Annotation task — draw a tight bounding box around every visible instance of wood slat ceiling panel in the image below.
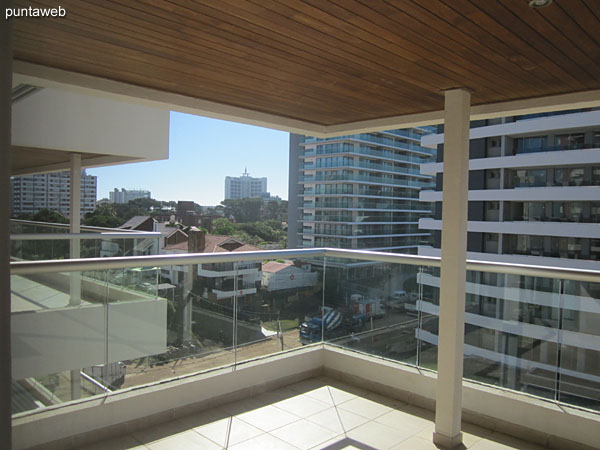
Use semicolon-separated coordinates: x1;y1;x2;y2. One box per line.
12;0;600;127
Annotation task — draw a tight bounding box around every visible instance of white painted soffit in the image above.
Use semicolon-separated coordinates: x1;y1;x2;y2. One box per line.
13;61;600;138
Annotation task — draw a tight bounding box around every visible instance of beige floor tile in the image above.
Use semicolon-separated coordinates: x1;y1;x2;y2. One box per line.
346;420;415;450
390;435;438;450
461;423;494;448
144;430;221;450
274;394;332;418
194;416;263;447
303;385;357;406
236;404;301;432
309;436;367;450
255;386;301;405
306;407;370;434
228;432;299;450
364;391;407;409
270;418;341;449
337;396;393;420
374;408;433;433
131;420;189;445
471;432;547;450
176;407;229;430
287;378;330;394
220;395;267;416
77;435;147;450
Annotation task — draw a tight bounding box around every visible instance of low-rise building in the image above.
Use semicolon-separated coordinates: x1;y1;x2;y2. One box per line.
261;261;318;291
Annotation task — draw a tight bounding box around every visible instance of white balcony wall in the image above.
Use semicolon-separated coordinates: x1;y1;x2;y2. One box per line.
12;298;167;380
12;88;169;173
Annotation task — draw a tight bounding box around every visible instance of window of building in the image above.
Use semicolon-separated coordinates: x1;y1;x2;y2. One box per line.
592;167;600;185
555;133;585;150
568;168;585;186
514;136;546;154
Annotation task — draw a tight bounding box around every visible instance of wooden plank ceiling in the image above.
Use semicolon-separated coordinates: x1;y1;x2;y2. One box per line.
12;0;600;127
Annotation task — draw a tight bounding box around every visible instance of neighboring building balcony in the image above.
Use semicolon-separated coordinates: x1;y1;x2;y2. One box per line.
419;218;600;239
420;148;600;176
303;161;431;178
9;248;599;450
304;134;434;155
300;144;433;165
420;186;600;203
299;174;431;188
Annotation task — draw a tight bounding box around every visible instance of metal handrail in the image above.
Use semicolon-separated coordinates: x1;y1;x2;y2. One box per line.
10;219;157;234
11;232;161;241
9;247;600;283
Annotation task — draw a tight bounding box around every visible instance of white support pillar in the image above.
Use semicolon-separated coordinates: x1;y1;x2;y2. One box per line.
69;153;82;399
69;153;82;305
434;89;471;449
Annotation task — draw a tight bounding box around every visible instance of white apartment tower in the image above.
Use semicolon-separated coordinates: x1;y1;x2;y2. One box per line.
224;169;267;200
416;109;600;409
288;128;437;253
11;170;97;218
109;188;151;204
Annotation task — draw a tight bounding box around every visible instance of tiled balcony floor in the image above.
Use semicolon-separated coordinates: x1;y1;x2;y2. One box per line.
80;377;546;450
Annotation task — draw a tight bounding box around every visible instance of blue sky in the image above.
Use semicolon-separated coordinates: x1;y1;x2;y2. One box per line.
88;112;290;206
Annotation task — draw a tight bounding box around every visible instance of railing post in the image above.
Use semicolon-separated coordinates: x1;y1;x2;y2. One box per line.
434;89;471;449
69;153;82;400
69;153;82;306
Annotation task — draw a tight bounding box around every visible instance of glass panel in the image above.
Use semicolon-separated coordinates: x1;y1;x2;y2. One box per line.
106;263;233;392
462;271;561;401
321;259;428;365
558;280;600;411
10;235;159;261
11;270;109;414
416;266;440;370
234;257;324;364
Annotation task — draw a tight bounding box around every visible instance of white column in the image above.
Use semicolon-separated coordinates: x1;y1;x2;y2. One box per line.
434;89;471;448
69;154;82;400
69;153;81;305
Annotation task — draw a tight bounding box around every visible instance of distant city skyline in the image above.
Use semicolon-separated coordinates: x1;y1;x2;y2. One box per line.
88;112;289;206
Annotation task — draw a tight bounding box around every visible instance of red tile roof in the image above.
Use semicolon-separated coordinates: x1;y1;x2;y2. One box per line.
261;262;292;273
164;234;261;253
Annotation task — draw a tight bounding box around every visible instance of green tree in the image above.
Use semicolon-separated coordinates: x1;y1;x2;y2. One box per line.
83;202;148;228
19;208;69;224
220;198;263;223
128;197;162;210
212;218;237;235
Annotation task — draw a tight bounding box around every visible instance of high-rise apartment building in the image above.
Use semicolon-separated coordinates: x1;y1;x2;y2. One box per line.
10;170;97;218
224;169;267;200
288;128;437;253
109;188;151;204
415;109;600;408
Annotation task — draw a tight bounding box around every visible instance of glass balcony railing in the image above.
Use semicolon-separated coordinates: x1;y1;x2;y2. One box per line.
514;143;597;155
9;248;600;418
299;174;432;188
10;220;160;261
304;160;430;177
301;145;434;165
